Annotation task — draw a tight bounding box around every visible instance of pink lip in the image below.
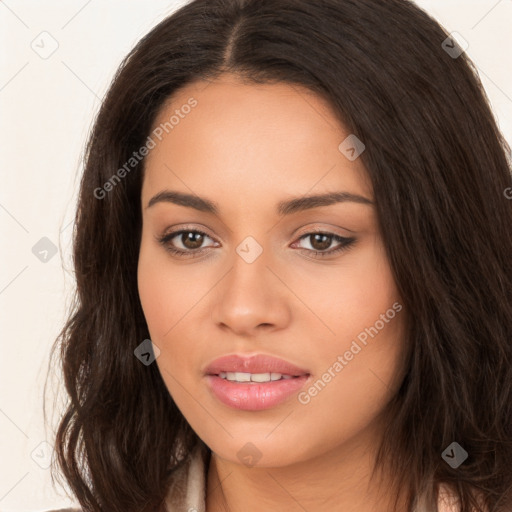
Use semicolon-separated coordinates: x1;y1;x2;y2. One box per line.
203;354;310;376
203;354;311;411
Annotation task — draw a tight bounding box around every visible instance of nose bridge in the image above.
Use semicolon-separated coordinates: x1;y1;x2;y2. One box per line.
210;232;291;333
225;233;272;304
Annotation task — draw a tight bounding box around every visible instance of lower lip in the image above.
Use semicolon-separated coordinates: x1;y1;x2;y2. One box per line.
205;375;309;411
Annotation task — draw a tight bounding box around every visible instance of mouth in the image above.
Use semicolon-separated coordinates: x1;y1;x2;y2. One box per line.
203;353;311;410
203;353;310;377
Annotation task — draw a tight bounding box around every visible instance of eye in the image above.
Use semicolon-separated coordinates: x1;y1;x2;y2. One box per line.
292;231;356;257
157;228;218;258
156;228;356;259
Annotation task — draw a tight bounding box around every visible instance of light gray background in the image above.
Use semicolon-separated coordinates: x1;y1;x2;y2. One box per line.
1;1;511;510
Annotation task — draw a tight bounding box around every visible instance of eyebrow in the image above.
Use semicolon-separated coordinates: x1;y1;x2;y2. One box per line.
145;189;374;216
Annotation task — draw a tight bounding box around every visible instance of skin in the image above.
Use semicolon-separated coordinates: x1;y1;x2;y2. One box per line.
137;73;408;512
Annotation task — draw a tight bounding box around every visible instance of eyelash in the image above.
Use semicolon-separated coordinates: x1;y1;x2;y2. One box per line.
156;228;356;259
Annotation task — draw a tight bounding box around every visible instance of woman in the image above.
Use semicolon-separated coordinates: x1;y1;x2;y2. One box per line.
45;0;512;511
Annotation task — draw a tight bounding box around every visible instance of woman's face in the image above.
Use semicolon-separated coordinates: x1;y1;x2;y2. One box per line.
138;73;406;467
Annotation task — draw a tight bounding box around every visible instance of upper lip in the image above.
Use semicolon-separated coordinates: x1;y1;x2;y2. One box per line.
204;354;310;376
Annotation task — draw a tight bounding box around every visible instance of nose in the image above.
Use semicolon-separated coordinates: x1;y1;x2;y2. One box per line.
210;245;292;337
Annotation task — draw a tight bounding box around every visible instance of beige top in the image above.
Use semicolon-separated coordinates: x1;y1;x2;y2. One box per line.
164;440;209;512
44;441;464;512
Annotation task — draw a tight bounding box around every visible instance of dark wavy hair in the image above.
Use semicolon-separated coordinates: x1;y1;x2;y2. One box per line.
44;0;512;511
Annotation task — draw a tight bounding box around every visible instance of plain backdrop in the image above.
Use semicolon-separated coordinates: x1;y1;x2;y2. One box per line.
0;1;511;510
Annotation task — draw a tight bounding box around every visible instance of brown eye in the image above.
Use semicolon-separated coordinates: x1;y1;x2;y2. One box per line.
179;231;206;250
158;229;217;256
294;232;356;258
308;233;333;251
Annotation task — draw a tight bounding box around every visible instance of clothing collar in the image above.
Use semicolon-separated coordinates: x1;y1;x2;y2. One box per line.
164;440;210;512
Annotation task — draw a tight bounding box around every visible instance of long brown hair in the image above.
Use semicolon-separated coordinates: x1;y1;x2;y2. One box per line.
45;1;512;510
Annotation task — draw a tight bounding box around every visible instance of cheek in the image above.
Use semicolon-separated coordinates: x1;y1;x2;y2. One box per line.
295;338;403;459
296;298;405;457
137;257;171;338
137;240;210;386
137;240;205;338
300;234;400;341
298;237;405;421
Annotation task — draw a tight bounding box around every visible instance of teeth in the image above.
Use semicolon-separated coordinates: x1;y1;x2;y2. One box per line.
218;372;295;383
228;372;251;382
250;372;271;382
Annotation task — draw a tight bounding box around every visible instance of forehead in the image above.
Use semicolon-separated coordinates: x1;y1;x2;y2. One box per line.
142;74;372;212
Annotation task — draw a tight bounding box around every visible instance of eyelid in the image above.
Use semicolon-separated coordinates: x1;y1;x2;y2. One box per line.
293;225;353;238
158;223;218;241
